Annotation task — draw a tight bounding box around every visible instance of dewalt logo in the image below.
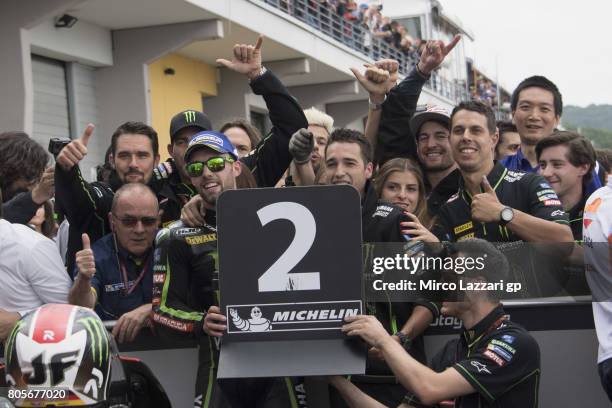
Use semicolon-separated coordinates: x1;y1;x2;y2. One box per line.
184;110;197;123
185;233;216;245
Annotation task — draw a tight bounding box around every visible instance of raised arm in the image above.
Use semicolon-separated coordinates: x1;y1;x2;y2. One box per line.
376;36;460;164
217;35;308;187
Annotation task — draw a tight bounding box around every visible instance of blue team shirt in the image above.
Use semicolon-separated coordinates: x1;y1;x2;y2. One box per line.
73;233;153;320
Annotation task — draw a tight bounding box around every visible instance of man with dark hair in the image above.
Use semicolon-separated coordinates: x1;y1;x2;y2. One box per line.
324;128;439;407
495;121;520;161
536;131;596;240
69;183;159;343
502;75;603;194
55;121;160;274
0;131;55;225
352;36;461;215
166;36;308;225
432;100;573;242
331;238;541;407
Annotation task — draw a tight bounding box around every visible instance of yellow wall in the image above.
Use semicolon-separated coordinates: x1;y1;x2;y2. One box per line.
148;53;217;160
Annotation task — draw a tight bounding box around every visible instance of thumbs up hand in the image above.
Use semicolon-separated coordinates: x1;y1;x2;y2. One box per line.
56;124;95;172
76;233;96;280
471;176;505;223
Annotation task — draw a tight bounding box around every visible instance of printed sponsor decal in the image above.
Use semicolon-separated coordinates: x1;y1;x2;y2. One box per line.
454;221;473;234
372;205;394;218
153;314;193;332
457;232;475;241
471;360;492;373
153;273;166;284
487;344;513;361
175;227;202;237
537;189;557;196
539;194;560;202
540;182;552;189
490;339;516;353
583;218;593;229
551;209;565;217
501;335;515;344
226;301;362;333
543;199;562;206
483;350;505;367
185;234;216;245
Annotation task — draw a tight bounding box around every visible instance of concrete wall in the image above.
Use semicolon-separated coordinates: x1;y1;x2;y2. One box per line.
29;17;113;67
148;53;218;159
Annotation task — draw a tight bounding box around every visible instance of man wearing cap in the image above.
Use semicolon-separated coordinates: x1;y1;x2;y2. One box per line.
354;36;461;216
409;106;461;215
157;36;307;200
153;109;213;227
331;238;541;407
152;130;239;407
153;131;300;407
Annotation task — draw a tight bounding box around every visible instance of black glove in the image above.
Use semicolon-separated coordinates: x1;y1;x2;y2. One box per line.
289;129;314;164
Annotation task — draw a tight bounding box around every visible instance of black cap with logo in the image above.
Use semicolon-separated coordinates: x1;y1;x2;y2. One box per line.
169;110;212;142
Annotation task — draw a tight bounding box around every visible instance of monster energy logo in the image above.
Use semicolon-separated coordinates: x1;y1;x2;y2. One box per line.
79;317;108;365
5;320;25;365
184;110;197;122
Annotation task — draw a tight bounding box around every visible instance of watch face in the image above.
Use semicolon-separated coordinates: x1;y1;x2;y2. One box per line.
501;207;514;222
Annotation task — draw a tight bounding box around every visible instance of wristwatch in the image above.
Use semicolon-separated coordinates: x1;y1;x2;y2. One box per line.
394;332;412;350
499;206;514;226
368;94;387;111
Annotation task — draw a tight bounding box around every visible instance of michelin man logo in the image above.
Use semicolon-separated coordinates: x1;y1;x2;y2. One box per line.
230;307;272;332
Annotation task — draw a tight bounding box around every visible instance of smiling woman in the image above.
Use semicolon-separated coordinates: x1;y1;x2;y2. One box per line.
374;158;433;229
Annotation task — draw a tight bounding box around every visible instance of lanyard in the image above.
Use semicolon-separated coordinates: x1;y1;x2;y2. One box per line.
118;252;151;296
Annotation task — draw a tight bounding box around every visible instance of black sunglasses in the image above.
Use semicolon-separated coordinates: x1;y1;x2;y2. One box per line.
112;214;158;227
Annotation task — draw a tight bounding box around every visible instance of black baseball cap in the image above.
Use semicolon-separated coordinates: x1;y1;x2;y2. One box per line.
169;110;212;142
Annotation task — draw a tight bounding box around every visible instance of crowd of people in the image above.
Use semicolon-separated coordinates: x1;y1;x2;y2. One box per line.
270;0;423;62
1;32;612;408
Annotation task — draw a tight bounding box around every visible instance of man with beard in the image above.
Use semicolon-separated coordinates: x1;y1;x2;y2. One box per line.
409;106;460;215
164;36;308;221
331;239;541;408
153;131;303;407
352;36;461;215
55;121;160;274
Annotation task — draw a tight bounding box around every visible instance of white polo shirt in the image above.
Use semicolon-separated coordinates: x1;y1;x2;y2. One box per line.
0;219;71;314
583;176;612;363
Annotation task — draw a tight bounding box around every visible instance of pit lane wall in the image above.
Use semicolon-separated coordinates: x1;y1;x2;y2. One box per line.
0;301;605;406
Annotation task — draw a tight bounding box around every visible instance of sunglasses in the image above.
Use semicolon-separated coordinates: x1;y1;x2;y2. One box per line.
112;214;158;227
186;157;235;177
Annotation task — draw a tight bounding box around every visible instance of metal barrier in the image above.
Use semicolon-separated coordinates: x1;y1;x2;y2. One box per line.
257;0;469;102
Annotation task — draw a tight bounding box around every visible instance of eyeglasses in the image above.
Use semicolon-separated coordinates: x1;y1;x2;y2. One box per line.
112;214;158;227
186;157;235;177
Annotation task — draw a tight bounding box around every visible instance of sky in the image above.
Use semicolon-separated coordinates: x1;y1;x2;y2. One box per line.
391;0;612;107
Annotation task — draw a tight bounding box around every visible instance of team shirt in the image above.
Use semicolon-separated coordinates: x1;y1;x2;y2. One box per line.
433;162;569;242
403;305;540;407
